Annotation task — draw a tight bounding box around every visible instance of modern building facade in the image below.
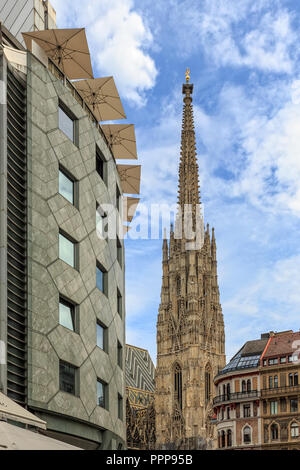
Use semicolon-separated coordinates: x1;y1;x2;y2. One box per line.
125;344;156;449
260;330;300;450
213;335;269;449
155;71;226;450
0;5;137;449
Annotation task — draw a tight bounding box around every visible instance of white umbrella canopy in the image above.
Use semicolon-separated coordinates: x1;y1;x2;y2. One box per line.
101;124;137;159
73;77;126;121
0;421;81;450
22;28;93;79
117;165;141;195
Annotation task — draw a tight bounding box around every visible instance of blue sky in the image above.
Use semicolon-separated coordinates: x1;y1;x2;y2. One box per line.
52;0;300;363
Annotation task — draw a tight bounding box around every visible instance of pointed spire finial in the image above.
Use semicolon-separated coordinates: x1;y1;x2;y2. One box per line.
185;67;190;83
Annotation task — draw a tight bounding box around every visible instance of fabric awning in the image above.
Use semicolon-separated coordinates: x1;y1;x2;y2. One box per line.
22;28;93;79
0;421;80;450
0;392;46;429
73;77;126;121
117;165;141;195
123;197;140;222
101;124;137;159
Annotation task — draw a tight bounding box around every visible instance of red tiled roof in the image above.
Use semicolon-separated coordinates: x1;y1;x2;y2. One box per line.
264;331;300;357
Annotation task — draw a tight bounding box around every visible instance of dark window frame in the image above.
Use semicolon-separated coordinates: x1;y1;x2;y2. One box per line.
96;146;107;184
59;229;79;270
117;341;123;369
117;288;122;318
96;261;108;296
117;236;122;266
118;393;123;421
59;295;78;333
58;101;78;146
59;360;78;396
96;320;108;352
59;165;79;208
97;378;108;410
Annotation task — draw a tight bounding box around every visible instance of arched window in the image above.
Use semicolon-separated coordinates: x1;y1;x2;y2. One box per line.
242;380;246;393
243;426;251;444
271;423;279;440
205;365;212;403
247;379;251;392
274;375;278;388
227;429;232;447
291;422;299;438
174;363;182;409
176;276;181;296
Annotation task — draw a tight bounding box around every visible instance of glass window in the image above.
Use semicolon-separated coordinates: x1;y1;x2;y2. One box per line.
59;299;75;331
96;263;107;294
96;147;106;183
117;237;122;265
243;426;251;444
227;429;232;447
59;361;77;395
274;375;278;388
59;232;75;267
269;376;273;389
263;359;267;366
227;407;230;420
59;168;74;204
117;341;122;368
295;373;298;386
288;355;293;362
291;423;299;438
116;185;121;212
270;401;278;415
289;373;294;386
59;105;74;141
280;356;286;364
290;399;298;413
117;289;122;317
118;394;123;420
96;322;105;350
97;380;107;409
243;404;251;418
271;423;278;440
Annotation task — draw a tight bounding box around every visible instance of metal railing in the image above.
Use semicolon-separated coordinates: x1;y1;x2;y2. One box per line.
261;384;300;397
213;390;259;405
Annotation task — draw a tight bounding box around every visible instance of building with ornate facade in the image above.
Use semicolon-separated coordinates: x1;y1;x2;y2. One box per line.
155;71;226;450
213;330;300;450
260;330;300;449
213;334;269;449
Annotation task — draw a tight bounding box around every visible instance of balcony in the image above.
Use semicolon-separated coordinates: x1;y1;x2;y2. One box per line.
213;390;259;405
261;384;300;398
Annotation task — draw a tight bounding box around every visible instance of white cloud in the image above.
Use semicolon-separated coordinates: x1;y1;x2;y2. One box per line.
168;0;298;74
51;0;158;106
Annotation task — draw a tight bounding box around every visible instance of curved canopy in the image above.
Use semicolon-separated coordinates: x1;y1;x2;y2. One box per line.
117;165;141;195
22;28;93;79
73;77;126;121
123;196;140;222
101;124;137;159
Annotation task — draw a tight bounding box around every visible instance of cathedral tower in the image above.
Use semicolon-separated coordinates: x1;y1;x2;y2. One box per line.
155;70;226;450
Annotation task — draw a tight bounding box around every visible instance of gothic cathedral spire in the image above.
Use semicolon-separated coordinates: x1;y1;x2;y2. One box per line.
155;70;226;450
